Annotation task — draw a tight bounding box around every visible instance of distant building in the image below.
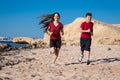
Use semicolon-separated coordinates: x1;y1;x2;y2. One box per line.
0;37;12;41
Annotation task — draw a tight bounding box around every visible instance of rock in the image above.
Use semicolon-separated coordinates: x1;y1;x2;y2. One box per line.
108;48;111;51
32;52;36;55
0;43;8;51
0;66;2;70
4;77;12;80
0;78;3;80
12;37;48;49
25;58;35;62
0;62;5;67
31;74;40;77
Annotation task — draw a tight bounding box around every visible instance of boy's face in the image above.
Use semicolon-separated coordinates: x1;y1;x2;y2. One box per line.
86;15;92;22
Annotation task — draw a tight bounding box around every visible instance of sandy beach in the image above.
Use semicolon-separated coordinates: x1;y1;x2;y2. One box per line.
0;45;120;80
0;0;120;80
0;18;120;80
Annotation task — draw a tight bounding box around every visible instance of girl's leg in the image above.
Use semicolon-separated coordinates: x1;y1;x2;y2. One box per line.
53;48;60;64
50;47;55;54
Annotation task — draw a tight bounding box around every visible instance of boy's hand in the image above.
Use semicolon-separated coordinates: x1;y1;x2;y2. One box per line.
86;29;90;32
91;32;93;36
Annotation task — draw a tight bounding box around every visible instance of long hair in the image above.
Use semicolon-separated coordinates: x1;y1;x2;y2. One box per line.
38;12;60;33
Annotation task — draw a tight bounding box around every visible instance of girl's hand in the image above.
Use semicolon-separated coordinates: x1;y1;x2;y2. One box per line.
49;32;53;35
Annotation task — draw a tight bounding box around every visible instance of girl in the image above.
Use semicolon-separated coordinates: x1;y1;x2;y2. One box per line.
39;12;64;66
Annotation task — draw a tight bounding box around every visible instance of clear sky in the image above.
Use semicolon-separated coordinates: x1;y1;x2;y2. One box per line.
0;0;120;38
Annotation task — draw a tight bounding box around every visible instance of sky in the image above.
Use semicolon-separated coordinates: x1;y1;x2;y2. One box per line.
0;0;120;38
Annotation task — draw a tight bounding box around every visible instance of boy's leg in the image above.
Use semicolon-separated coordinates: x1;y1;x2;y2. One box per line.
78;50;84;62
86;51;90;65
79;38;85;62
86;38;91;65
87;51;90;61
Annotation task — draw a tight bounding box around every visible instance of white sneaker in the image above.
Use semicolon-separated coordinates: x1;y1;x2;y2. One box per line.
48;50;51;54
51;63;57;67
78;55;84;63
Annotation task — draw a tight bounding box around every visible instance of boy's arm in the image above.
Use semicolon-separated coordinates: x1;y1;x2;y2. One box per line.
91;32;93;36
91;27;93;36
91;24;94;36
80;28;93;36
80;23;90;33
80;28;90;33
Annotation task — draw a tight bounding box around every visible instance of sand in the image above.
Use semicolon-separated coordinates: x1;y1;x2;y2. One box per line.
0;45;120;80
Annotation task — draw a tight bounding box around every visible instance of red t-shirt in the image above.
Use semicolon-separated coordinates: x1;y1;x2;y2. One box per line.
80;21;94;38
49;22;63;40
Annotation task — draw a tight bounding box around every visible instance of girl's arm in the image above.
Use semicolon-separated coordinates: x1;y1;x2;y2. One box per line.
47;26;53;35
61;28;64;35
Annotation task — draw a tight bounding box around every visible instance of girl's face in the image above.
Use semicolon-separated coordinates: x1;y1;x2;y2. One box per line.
54;13;60;21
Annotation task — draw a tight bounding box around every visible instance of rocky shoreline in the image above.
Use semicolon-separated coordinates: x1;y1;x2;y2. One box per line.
0;37;48;52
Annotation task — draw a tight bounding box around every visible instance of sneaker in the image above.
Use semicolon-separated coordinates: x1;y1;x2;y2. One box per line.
48;50;51;54
86;60;90;65
78;55;84;63
51;63;57;67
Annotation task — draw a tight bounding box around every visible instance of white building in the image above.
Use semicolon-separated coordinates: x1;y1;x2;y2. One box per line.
0;37;12;41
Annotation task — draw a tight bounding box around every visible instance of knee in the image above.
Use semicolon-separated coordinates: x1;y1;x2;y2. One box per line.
51;50;55;54
55;53;59;56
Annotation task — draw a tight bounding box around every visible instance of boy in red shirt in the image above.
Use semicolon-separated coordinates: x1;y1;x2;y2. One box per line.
79;13;94;65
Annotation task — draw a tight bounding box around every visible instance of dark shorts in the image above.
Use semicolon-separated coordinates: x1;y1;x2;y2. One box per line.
50;39;61;48
80;38;92;51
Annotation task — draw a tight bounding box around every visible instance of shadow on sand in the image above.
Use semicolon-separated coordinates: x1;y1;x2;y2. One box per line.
65;57;120;66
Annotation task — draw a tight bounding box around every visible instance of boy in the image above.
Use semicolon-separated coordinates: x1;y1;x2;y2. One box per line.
79;13;94;65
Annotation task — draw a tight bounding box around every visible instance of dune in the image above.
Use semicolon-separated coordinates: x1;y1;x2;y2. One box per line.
92;20;120;45
112;24;120;27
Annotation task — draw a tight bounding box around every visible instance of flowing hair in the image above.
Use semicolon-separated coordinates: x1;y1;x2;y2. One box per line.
38;12;60;33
